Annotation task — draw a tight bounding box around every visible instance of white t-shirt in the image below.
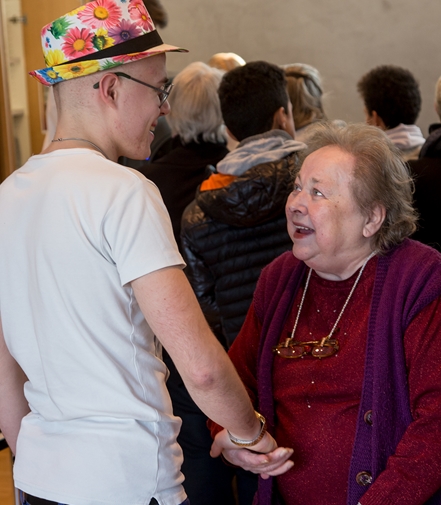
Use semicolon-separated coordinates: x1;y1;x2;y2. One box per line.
0;149;186;505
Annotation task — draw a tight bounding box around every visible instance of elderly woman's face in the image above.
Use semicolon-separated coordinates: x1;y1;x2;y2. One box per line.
286;146;375;280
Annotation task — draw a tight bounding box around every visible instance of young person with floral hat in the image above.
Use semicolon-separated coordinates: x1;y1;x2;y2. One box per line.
0;2;293;505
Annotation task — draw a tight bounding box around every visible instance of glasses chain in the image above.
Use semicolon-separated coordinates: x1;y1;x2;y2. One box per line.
290;250;377;344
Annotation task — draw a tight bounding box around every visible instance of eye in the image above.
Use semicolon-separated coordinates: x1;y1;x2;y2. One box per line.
293;182;301;192
312;188;324;197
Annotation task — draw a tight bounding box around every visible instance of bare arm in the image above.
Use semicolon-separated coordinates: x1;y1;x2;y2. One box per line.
131;266;274;449
0;318;29;455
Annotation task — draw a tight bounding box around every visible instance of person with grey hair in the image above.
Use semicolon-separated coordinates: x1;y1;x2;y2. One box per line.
139;61;229;245
407;76;441;251
281;63;327;143
209;122;441;504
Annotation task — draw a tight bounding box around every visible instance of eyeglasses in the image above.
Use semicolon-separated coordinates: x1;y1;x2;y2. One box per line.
273;337;339;359
93;72;173;106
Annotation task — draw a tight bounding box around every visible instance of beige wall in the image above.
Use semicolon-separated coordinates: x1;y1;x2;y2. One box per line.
161;0;441;136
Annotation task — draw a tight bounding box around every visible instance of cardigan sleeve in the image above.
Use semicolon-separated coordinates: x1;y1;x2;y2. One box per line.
360;296;441;505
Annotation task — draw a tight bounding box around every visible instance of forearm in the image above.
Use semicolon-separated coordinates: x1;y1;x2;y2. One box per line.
132;267;262;441
208;304;263;441
177;332;261;440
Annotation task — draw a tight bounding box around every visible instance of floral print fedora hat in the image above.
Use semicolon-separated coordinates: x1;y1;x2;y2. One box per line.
30;0;187;86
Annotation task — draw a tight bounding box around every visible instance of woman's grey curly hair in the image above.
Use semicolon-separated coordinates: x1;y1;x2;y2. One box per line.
294;122;417;253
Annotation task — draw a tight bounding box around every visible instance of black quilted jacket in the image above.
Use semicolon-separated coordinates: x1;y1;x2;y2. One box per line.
180;153;296;348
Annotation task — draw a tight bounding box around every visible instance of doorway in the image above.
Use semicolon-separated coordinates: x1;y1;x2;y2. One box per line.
0;0;82;180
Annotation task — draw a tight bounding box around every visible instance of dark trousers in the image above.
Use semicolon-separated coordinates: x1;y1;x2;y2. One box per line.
164;354;258;505
21;491;189;505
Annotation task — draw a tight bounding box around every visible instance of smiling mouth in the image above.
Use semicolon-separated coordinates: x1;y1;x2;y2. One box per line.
294;225;314;234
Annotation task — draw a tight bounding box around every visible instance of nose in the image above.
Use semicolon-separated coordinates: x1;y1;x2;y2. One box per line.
160;98;171;115
286;189;308;215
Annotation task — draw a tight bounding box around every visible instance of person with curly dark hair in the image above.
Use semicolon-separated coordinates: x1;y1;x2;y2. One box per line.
357;65;425;161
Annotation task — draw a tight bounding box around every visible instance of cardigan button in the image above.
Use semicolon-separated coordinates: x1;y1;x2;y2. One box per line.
363;410;373;426
356;471;373;486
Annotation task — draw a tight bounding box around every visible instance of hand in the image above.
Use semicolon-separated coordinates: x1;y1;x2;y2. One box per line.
210;429;294;479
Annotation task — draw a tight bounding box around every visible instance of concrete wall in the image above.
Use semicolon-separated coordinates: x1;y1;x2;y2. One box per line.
161;0;441;136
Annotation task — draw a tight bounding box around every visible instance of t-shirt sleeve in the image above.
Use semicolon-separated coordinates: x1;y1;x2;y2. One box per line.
102;177;185;286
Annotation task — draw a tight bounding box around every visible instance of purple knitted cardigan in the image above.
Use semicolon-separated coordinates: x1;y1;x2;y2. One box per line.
253;239;441;505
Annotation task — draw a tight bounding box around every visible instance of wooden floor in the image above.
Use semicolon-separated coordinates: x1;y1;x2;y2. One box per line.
0;446;16;505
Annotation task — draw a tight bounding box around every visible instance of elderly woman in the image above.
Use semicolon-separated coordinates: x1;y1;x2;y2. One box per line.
210;123;441;505
281;63;327;143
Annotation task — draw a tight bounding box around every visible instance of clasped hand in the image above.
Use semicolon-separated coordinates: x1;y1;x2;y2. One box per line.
210;429;294;479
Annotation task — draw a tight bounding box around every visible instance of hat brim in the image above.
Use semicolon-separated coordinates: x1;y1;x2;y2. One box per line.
29;44;188;86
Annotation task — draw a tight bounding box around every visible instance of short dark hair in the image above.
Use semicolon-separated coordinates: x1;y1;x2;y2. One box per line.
218;61;289;141
357;65;421;129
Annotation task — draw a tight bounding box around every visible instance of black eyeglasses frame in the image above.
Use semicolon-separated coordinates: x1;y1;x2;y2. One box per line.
93;71;173;106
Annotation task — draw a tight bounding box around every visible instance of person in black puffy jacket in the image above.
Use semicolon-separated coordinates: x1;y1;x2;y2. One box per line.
407;76;441;251
181;61;305;347
167;61;305;505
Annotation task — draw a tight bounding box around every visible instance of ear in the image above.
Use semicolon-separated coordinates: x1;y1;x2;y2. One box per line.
362;203;386;238
226;127;238;142
95;73;120;108
369;111;387;130
272;105;295;138
272;106;287;131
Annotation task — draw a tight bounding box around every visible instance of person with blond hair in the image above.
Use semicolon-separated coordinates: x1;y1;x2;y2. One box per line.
208;52;246;72
281;63;327;143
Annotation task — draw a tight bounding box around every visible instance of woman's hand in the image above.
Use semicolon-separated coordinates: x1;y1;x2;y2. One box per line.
210;429;294;479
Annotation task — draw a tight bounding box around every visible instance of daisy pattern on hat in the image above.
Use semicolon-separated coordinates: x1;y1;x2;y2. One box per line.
108;18;141;44
78;0;122;30
57;60;101;80
29;0;187;86
62;27;95;59
128;0;154;31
